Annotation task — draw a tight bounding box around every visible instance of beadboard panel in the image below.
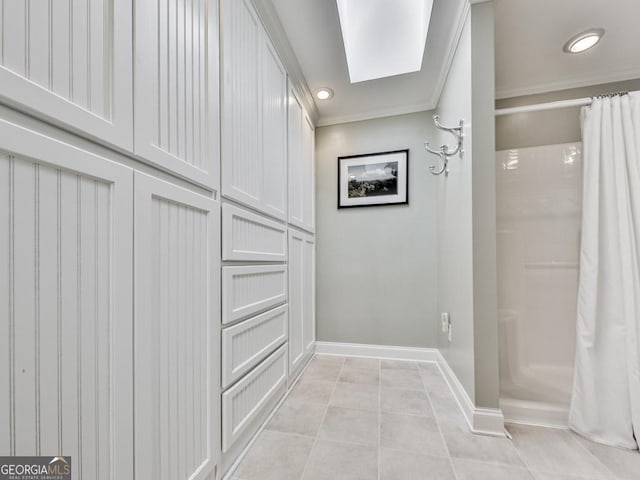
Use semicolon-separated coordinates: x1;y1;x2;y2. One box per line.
0;0;133;149
221;0;261;207
221;305;287;388
221;0;287;219
288;228;315;378
288;230;304;376
134;172;220;480
222;203;287;262
221;345;287;452
260;39;287;220
301;115;315;231
134;0;220;189
222;265;287;325
303;235;316;355
0;120;133;479
287;87;304;228
288;87;315;233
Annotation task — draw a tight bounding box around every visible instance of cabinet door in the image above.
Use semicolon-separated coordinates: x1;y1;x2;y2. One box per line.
288;88;315;232
0;0;133;150
134;172;220;480
303;234;316;356
0;120;134;479
135;0;220;189
302;115;316;232
221;0;262;207
221;0;287;218
288;88;304;228
288;229;305;377
260;38;288;220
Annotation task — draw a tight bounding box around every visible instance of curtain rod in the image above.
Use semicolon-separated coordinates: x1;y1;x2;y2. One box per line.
494;97;592;116
495;91;632;116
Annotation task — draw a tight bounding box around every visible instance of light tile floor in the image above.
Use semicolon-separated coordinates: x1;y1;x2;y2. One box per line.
231;355;640;480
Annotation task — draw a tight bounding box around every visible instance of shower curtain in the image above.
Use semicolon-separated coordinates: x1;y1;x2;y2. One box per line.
569;92;640;450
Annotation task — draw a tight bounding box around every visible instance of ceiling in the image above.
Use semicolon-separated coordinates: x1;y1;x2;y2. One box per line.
270;0;467;126
268;0;640;126
495;0;640;99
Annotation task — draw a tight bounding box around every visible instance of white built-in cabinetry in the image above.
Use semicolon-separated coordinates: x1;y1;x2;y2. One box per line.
1;0;315;476
0;0;221;478
219;0;316;472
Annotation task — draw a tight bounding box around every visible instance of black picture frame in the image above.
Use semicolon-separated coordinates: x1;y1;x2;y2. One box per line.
337;149;409;209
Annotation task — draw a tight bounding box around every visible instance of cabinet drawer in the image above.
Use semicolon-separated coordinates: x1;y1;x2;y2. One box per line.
222;265;287;324
222;204;287;261
222;345;287;452
222;305;287;388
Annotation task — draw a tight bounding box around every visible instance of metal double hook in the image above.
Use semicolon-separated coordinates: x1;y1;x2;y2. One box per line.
424;115;464;176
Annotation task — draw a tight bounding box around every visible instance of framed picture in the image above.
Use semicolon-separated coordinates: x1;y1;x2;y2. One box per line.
337;149;409;208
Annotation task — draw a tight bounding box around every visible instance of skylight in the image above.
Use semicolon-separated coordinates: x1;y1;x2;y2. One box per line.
336;0;434;83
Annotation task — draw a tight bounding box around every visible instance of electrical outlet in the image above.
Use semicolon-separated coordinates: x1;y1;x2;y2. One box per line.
441;312;449;333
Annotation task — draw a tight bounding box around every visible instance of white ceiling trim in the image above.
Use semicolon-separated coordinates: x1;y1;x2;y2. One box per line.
252;0;320;124
496;66;640;100
428;0;470;109
316;101;435;127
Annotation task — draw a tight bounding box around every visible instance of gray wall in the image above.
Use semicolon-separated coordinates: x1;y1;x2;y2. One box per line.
315;111;439;348
435;1;499;409
496;79;640;150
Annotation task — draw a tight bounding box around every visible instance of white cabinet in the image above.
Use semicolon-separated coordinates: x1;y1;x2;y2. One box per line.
221;0;287;219
288;228;315;378
0;120;134;478
134;172;220;480
288;87;315;232
134;0;220;189
0;0;133;150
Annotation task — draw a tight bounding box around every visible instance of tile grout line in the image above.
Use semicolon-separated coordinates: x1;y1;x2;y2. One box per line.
565;428;621;479
422;367;461;480
298;355;346;480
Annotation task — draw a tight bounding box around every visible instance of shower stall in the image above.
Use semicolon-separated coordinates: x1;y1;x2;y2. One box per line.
495;141;583;426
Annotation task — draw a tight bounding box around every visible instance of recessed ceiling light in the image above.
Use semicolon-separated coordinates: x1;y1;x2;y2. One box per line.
563;28;605;54
315;88;334;100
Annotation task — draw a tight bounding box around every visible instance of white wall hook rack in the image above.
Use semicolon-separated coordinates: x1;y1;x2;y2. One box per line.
424;115;464;176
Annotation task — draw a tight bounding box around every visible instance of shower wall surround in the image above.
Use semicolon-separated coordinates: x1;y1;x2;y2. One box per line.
496;143;582;426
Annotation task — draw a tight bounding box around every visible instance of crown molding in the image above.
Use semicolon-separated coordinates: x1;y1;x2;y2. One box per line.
316;101;435;128
496;67;640;100
429;0;471;109
251;0;320;125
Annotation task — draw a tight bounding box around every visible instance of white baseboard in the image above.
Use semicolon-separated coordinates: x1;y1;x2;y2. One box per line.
501;397;569;429
315;341;505;437
314;341;440;362
435;351;505;437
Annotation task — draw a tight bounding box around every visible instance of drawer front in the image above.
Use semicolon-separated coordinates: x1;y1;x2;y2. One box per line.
222;345;287;452
222;305;288;388
222;203;287;261
222;265;287;324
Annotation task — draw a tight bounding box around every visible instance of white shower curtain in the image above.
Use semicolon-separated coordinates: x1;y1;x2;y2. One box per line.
569;92;640;450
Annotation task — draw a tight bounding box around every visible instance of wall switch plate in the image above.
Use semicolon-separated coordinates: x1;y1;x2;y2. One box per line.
441;312;450;333
448;323;452;342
